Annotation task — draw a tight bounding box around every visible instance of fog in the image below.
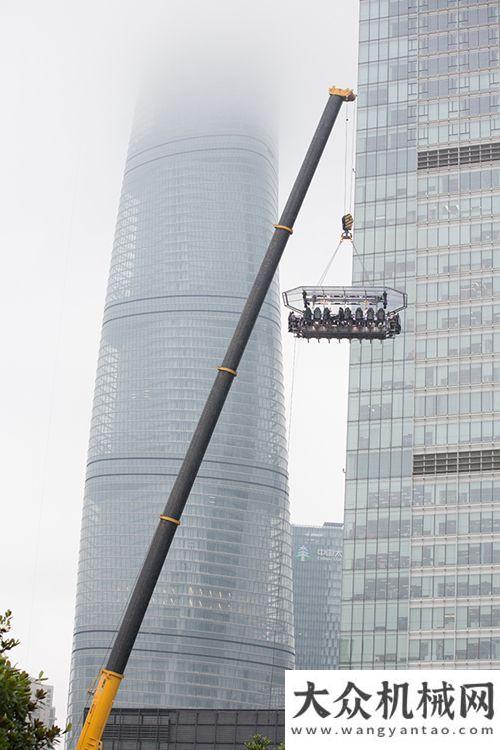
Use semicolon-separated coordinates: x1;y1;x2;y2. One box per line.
0;0;358;723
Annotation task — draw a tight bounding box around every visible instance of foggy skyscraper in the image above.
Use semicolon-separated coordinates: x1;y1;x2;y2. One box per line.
67;76;293;741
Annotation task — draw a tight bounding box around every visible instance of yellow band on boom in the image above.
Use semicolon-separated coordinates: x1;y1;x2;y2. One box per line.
160;515;181;526
75;669;123;750
217;366;237;376
273;224;293;234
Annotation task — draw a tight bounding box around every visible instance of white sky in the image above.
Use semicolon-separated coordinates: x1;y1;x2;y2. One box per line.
0;0;358;725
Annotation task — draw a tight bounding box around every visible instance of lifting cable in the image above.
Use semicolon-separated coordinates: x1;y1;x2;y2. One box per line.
343;106;350;214
348;101;357;215
317;239;343;286
343;101;372;285
343;100;356;216
351;240;371;285
317;100;358;287
316;229;370;288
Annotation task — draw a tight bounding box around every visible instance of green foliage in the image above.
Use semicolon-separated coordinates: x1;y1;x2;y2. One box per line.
0;611;67;750
243;733;284;750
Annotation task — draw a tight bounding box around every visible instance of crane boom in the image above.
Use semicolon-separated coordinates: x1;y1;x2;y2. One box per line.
75;85;355;750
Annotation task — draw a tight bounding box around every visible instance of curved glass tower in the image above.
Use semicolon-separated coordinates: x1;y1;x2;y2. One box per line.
67;86;293;742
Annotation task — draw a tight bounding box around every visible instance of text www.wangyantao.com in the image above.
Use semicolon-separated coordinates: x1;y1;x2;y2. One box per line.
290;725;494;738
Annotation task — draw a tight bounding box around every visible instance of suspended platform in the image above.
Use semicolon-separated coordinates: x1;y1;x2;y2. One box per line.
283;286;407;341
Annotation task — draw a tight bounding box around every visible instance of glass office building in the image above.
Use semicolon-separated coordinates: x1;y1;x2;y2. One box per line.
66;87;293;743
341;0;500;668
292;523;344;669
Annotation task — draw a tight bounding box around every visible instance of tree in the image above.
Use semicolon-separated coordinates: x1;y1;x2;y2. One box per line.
243;734;285;750
0;611;67;749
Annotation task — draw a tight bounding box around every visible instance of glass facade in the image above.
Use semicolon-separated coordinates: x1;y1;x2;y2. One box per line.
341;0;500;668
292;523;344;669
101;707;284;750
66;92;293;744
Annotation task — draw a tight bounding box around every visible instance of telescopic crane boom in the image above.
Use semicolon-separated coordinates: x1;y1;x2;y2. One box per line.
75;85;355;750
